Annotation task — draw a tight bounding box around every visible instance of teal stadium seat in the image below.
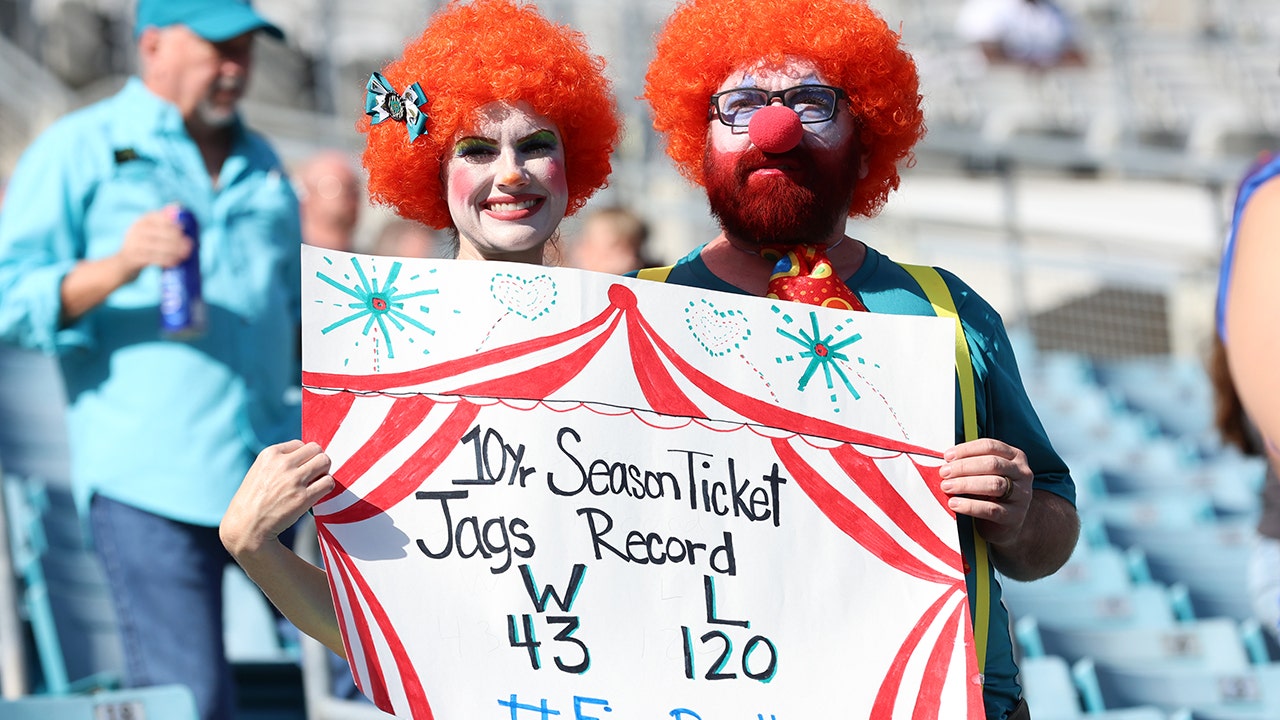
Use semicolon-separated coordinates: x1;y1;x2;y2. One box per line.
1006;582;1191;631
1091;492;1217;531
1020;655;1087;720
1098;436;1202;495
1019;655;1178;720
1105;521;1256;623
1093;357;1215;444
1017;616;1254;671
0;683;198;720
1000;543;1195;630
1004;544;1139;599
1075;658;1280;718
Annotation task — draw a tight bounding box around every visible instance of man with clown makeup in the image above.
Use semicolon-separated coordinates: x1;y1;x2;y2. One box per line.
640;0;1078;717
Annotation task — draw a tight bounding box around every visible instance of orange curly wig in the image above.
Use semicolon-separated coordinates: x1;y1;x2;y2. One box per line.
644;0;925;218
361;0;619;229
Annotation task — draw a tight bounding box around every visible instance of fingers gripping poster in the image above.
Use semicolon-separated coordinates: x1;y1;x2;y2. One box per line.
300;246;980;719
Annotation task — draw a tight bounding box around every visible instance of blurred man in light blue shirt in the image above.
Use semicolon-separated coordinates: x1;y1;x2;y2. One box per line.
0;2;300;717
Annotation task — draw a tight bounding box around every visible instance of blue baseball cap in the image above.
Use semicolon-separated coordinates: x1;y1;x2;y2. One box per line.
136;0;284;42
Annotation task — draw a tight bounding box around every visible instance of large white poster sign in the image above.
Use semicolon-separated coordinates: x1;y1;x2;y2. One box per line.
300;246;980;719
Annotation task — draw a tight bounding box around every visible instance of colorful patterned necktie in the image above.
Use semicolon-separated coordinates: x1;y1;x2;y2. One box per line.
760;244;866;311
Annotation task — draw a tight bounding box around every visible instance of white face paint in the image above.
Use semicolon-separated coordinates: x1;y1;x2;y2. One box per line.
709;59;860;162
444;102;569;264
702;58;868;247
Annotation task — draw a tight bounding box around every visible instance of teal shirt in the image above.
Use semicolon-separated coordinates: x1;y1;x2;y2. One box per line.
0;78;303;527
647;243;1075;718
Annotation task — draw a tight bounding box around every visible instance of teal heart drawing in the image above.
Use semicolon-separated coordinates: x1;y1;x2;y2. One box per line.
490;273;557;320
685;299;751;356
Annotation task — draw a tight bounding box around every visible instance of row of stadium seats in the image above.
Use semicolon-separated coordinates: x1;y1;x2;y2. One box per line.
1009;347;1278;718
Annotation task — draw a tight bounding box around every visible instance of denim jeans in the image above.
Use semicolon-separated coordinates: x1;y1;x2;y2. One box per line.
90;494;235;720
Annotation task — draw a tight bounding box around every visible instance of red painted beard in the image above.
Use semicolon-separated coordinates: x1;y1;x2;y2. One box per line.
704;141;860;248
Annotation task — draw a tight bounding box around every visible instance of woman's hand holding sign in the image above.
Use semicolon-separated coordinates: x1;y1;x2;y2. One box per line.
224;440;334;550
220;441;347;656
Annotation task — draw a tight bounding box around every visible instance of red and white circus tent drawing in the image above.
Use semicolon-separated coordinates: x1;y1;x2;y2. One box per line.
302;255;979;719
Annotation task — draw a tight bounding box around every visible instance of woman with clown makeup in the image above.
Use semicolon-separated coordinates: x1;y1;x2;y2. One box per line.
220;0;619;658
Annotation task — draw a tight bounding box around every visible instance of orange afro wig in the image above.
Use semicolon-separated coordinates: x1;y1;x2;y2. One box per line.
644;0;925;218
362;0;620;229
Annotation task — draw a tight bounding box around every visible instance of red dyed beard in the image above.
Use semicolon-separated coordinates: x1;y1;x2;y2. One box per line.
704;140;860;248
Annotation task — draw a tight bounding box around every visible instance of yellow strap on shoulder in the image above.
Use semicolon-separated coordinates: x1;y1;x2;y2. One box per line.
635;265;674;283
898;262;990;674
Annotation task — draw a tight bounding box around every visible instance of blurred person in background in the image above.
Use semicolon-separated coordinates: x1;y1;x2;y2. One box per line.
296;149;363;253
567;205;655;275
217;0;619;702
0;1;301;718
372;217;446;258
1208;338;1280;645
1216;151;1280;644
640;0;1079;715
956;0;1087;69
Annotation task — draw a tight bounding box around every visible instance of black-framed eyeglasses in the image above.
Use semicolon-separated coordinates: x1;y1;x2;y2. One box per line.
709;84;848;127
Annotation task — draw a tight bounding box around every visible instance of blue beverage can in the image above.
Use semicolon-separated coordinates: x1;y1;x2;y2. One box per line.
159;207;206;337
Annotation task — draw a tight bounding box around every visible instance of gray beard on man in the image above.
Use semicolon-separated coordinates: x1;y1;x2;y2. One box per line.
195;76;247;129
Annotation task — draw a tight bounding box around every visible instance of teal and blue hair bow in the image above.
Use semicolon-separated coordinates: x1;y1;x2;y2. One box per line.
365;72;428;142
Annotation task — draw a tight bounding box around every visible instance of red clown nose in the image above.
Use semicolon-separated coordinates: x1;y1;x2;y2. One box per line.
748;105;803;153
